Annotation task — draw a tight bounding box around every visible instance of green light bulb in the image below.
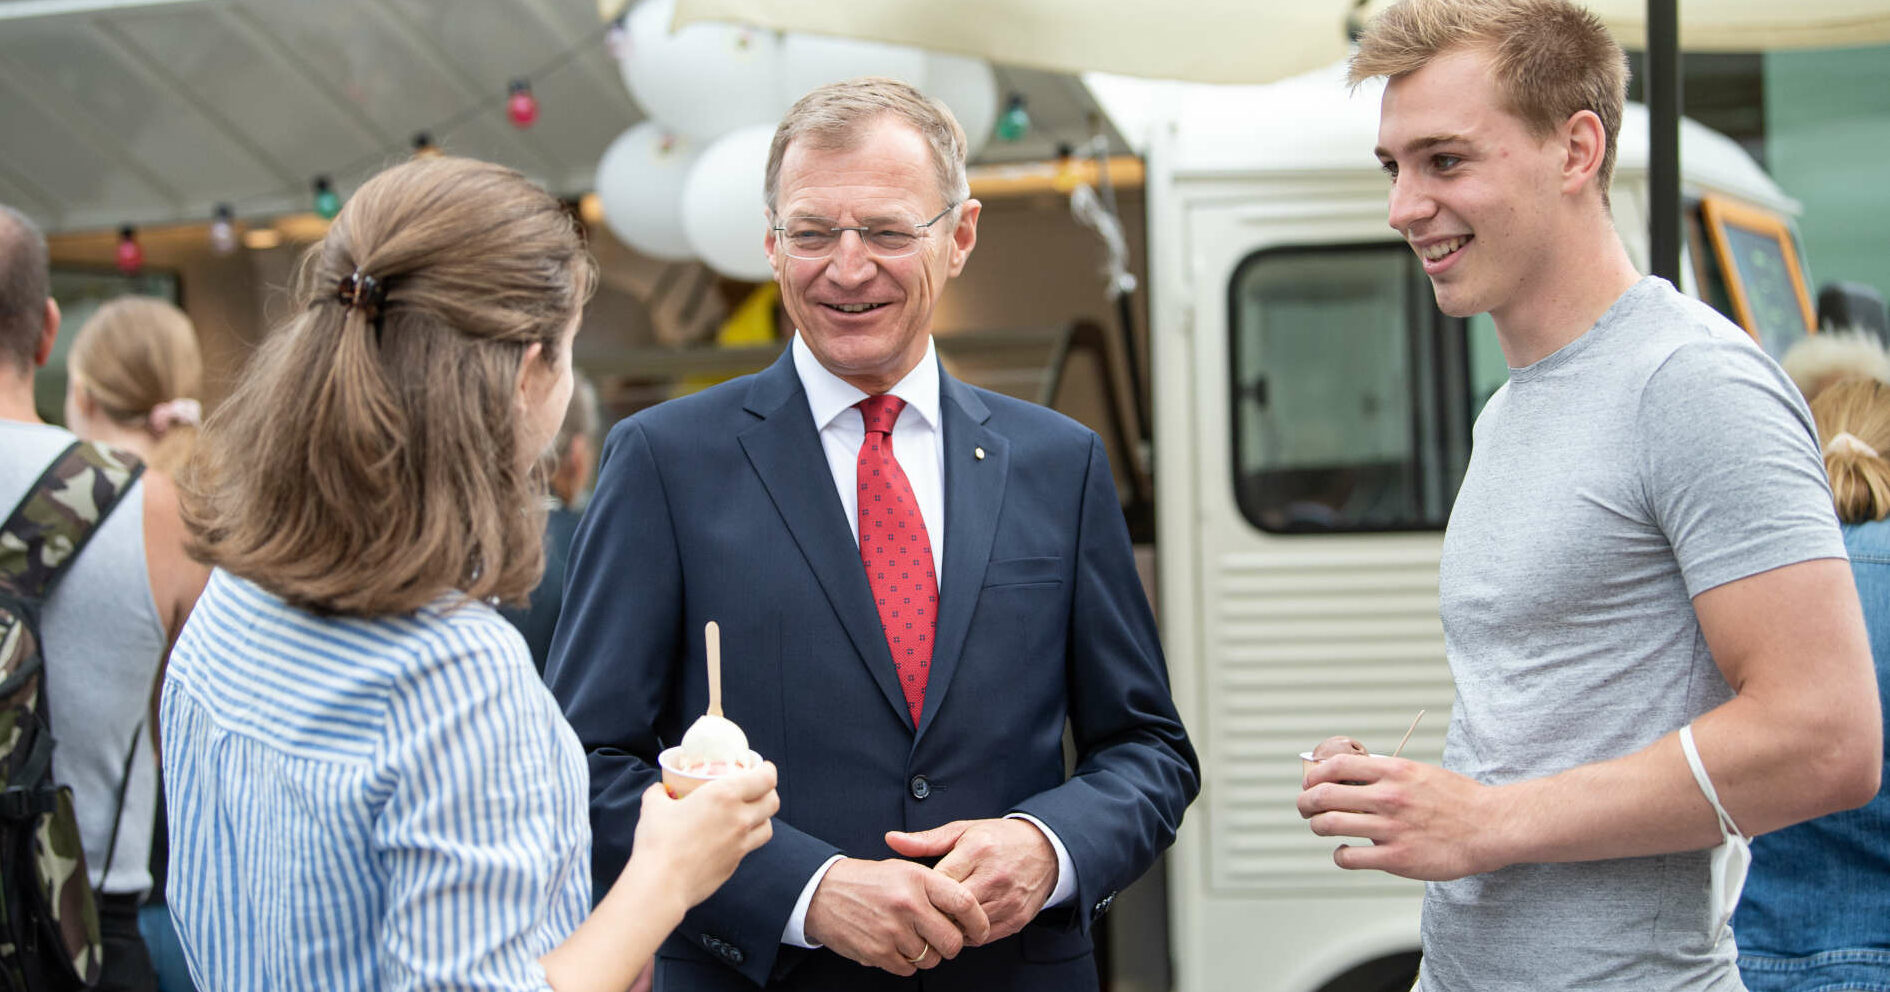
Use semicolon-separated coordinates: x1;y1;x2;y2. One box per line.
995;95;1029;143
313;177;342;220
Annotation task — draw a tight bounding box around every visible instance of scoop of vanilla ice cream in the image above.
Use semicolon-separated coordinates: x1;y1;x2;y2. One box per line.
680;713;748;762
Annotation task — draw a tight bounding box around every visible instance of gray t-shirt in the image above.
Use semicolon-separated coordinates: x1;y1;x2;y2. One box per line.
1422;278;1846;991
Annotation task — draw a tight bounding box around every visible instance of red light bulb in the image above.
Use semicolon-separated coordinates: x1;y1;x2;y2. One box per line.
115;226;143;275
507;80;538;129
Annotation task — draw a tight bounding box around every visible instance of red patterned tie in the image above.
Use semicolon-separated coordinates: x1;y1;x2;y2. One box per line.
856;395;937;725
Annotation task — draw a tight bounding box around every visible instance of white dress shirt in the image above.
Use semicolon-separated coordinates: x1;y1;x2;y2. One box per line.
781;333;1076;949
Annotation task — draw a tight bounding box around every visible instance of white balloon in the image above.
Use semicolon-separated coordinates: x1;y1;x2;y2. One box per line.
779;34;927;102
594;122;700;261
619;0;785;143
681;125;777;283
923;53;1000;161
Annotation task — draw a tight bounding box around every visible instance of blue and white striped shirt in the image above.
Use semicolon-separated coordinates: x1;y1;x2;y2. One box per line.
161;570;591;992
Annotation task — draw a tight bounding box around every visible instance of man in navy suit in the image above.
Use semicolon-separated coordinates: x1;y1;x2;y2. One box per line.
548;77;1198;992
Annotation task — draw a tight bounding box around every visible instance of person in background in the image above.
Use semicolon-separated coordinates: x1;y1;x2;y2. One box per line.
160;155;777;992
501;371;601;672
65;297;204;476
63;294;211;992
1779;329;1890;403
1304;1;1880;989
0;204;207;992
1733;374;1890;992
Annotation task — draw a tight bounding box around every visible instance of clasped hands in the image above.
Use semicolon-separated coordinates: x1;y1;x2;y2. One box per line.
804;817;1057;976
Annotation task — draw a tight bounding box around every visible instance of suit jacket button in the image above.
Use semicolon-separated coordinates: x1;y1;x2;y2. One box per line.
910;774;931;800
726;946;745;965
1092;892;1116;920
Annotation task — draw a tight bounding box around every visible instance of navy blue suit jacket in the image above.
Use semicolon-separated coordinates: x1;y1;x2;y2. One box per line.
547;348;1198;991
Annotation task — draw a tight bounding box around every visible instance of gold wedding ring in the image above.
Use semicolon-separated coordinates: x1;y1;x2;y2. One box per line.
905;943;932;965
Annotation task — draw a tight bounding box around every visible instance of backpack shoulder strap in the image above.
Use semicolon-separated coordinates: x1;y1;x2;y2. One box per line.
0;440;144;603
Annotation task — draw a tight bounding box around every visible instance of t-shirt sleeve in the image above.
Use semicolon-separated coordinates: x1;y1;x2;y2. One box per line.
1638;337;1848;599
375;613;592;992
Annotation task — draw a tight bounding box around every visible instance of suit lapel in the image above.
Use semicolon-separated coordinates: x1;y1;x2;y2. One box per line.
918;372;1007;741
738;351;912;727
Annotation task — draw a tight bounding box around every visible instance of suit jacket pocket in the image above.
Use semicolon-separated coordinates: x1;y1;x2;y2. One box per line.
982;555;1063;589
1018;919;1093;963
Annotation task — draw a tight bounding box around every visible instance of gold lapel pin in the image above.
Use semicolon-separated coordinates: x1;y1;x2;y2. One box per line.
974;446;986;460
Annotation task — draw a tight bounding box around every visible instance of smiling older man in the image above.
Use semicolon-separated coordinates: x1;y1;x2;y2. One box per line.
548;77;1198;992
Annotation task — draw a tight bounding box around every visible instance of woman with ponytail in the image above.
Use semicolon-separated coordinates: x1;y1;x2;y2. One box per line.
62;295;212;992
1735;375;1890;992
65;296;204;476
160;156;777;992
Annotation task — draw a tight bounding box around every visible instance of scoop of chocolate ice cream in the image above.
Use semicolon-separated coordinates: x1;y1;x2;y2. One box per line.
1311;735;1370;760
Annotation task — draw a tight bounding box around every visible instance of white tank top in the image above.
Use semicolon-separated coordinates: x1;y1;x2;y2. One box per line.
1;421;165;896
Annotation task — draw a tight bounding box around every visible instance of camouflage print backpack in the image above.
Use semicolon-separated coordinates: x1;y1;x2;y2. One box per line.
0;441;142;992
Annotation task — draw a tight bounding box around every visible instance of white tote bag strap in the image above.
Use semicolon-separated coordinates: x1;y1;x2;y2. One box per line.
1679;724;1745;840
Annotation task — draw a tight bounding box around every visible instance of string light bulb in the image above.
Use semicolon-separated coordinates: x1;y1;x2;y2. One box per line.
209;204;237;255
313;176;341;220
995;93;1030;143
1052;143;1082;193
115;226;143;275
507;79;539;129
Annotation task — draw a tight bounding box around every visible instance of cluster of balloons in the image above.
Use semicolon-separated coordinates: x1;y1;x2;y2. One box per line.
594;0;1000;282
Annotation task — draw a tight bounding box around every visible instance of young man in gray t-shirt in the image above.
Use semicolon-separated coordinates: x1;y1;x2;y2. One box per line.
1301;1;1884;989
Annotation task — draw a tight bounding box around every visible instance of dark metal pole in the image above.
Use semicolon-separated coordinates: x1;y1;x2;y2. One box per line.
1647;0;1682;283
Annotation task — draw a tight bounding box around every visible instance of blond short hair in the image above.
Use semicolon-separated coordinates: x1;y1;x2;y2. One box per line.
68;296;203;473
1348;0;1629;204
765;76;969;215
1812;376;1890;524
1780;330;1890;403
182;156;596;616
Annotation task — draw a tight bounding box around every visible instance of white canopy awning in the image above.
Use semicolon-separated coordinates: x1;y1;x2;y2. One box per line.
674;0;1890;85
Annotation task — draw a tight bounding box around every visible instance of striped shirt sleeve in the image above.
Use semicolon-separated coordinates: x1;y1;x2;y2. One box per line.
375;614;591;991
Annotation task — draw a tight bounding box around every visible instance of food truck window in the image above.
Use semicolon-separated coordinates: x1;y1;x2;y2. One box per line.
1699;194;1817;358
1228;243;1473;534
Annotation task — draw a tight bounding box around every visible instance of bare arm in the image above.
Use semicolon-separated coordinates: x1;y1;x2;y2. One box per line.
141;469;210;757
541;766;779;992
1301;558;1882;878
140;470;209;643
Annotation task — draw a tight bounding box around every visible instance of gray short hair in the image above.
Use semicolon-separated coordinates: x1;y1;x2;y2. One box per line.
0;204;50;374
764;76;969;216
556;371;600;461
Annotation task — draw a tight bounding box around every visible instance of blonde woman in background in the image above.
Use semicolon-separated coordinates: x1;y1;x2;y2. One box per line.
58;294;212;992
65;297;204;476
1734;375;1890;992
64;296;210;654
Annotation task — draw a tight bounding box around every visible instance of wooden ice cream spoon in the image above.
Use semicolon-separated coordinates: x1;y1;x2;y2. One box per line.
705;619;723;718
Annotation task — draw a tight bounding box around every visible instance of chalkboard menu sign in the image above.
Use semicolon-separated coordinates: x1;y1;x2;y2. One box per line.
1701;195;1815;357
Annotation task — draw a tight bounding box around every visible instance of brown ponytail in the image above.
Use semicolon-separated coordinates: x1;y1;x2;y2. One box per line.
180;156;595;616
